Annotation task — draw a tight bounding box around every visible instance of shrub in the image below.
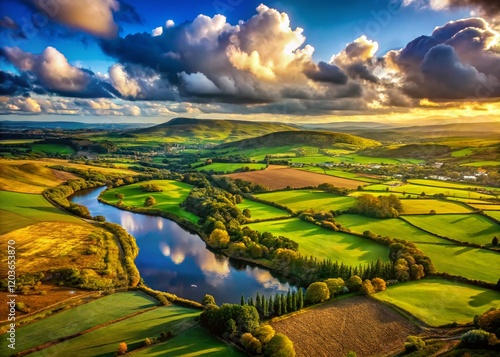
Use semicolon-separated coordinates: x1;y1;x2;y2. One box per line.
241;333;262;354
478;308;500;338
371;278;386;292
305;282;330;304
404;336;425;352
460;329;490;348
361;280;375;295
253;325;276;344
264;333;296;357
346;275;362;292
144;196;157;207
117;342;127;355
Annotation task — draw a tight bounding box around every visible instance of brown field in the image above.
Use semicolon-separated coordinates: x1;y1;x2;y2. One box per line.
225;165;365;190
272;296;421;357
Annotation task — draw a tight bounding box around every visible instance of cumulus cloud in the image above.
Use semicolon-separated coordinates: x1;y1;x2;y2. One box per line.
405;0;500;15
179;72;221;95
2;46;114;98
386;17;500;100
332;36;380;83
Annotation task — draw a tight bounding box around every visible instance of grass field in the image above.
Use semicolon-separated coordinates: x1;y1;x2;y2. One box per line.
0;191;82;233
196;162;266;173
0;139;36;144
255;190;356;212
101;180;198;222
469;204;500;211
400;199;474;214
451;148;474;157
30;306;201;357
272;296;420;357
0;292;158;355
461;161;500;167
408;179;500;193
227;166;367;190
133;326;243;356
246;218;389;265
417;244;500;283
334;214;448;244
375;278;500;326
485;211;500;221
299;166;382;183
238;198;290;220
31;143;75;155
401;214;500;245
363;183;497;200
0;162;77;193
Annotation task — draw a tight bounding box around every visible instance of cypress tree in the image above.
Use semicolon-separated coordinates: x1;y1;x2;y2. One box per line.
286;289;292;312
268;296;274;315
298;288;304;310
281;294;287;314
263;297;268;317
256;293;261;312
241;294;245;306
292;290;297;311
275;294;282;315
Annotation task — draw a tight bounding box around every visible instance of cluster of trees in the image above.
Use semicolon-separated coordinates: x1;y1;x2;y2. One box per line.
389;240;433;281
351;194;404;218
200;295;295;356
140;183;163;192
318;183;350;196
304;276;387;303
212;176;270;195
241;289;304;318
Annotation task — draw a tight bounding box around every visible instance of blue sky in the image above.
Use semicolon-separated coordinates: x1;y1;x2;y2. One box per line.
0;0;498;122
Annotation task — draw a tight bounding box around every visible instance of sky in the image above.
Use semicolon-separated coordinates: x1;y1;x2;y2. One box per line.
0;0;499;123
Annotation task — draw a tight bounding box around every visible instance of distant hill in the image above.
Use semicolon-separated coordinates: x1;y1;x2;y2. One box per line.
218;131;381;150
128;118;300;144
0;121;151;130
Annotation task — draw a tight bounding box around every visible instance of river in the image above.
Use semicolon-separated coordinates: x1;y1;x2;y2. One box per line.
71;187;296;305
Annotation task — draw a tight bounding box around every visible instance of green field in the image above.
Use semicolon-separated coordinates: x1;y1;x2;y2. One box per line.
363;183;497;200
375;278;500;326
30;306;201;357
255;190;356;213
451;148;474;157
196;162;266;173
0;139;36;145
299;166;382;183
0;191;81;234
101;180;198;222
461;161;500;167
469;204;500;211
400;199;474;214
289;154;422;165
485;211;500;221
335;214;448;244
246;218;390;265
0;292;158;355
416;244;500;283
31;143;75;155
134;326;243;356
408;179;500;193
401;214;500;245
238;199;290;221
349;191;406;198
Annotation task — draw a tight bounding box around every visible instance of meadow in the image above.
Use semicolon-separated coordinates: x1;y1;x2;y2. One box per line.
254;190;357;213
0;292;158;355
461;161;500;167
101;180;198;222
401;214;500;245
30;306;201;357
334;214;448;244
299;166;382;183
451;148;474;157
196;162;266;173
133;326;243;356
469;204;500;210
374;278;500;326
363;183;497;200
485;211;500;221
399;199;474;214
30;143;75;155
407;179;500;193
237;198;290;221
246;218;390;265
416;243;500;283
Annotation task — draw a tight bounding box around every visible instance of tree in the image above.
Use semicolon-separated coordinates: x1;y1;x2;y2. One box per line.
241;333;262;354
492;236;499;246
117;342;128;355
207;229;230;248
346;275;362;292
429;210;436;215
202;294;216;307
410;264;425;280
404;336;425;352
115;193;124;200
460;329;491;348
140;183;162;192
241;294;246;306
253;325;276;344
297;288;304;310
242;208;252;218
371;278;386;292
323;278;345;297
478;308;500;338
361;280;375;295
264;333;296;357
305;282;330;304
144;196;156;207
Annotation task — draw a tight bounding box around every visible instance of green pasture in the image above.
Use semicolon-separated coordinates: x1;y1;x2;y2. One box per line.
408;179;500;193
400;199;474;214
417;244;500;283
485;211;500;221
101;180;198;222
246;218;390;265
30;143;75;155
299;166;381;183
0;139;36;145
254;190;356;213
30;306;200;357
0;191;81;234
469;204;500;211
0;292;158;355
461;161;500;167
335;214;448;244
451;148;474;157
362;183;497;200
133;326;243;356
401;214;500;245
349;191;407;198
238;199;290;221
196;163;266;173
375;278;500;326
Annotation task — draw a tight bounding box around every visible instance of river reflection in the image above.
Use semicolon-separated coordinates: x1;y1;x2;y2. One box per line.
71;187;295;304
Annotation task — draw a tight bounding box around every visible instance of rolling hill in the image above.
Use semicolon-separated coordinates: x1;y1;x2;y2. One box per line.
218;130;381;150
126;118;300;144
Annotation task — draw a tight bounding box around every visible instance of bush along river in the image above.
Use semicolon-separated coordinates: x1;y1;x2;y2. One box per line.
71;186;296;304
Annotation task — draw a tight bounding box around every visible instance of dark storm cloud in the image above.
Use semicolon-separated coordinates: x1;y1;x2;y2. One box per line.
304;61;348;84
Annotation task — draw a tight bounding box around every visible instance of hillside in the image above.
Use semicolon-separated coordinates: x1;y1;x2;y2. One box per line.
127;118;299;144
218;130;381;150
